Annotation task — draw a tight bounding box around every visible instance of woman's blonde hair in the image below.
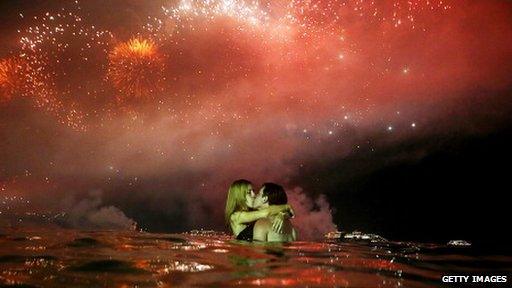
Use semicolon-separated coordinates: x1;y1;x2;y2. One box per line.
225;179;252;231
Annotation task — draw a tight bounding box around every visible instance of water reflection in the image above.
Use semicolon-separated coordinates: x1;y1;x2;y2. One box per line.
0;227;510;287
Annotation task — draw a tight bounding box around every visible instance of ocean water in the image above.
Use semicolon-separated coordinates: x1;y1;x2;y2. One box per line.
0;228;510;287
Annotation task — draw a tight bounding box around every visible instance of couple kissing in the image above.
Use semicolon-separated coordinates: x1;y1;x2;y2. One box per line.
225;179;297;242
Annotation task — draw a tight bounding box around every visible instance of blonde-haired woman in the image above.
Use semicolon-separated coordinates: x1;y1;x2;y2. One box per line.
225;179;293;241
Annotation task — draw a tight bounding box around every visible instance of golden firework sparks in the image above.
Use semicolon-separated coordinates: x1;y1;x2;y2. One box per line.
107;38;166;100
0;57;29;104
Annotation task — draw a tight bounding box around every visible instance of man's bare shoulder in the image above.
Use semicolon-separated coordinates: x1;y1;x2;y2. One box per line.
253;218;271;241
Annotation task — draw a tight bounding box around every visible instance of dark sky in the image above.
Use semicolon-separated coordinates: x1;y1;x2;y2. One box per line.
1;0;511;244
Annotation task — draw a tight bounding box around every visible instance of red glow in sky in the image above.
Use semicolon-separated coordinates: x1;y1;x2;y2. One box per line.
1;0;511;235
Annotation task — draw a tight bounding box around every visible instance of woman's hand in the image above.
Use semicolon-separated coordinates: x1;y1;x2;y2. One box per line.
285;204;295;218
270;204;296;233
271;212;285;233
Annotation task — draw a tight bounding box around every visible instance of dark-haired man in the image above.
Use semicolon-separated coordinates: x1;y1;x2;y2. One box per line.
252;183;297;242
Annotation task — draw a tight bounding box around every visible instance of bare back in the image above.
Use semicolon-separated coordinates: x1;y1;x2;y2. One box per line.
253;217;297;242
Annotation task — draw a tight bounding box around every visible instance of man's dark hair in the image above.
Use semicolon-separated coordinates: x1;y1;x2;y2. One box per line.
262;183;287;205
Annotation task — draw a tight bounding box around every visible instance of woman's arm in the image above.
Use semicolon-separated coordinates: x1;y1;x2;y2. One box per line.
231;204;292;225
269;204;294;217
231;209;269;225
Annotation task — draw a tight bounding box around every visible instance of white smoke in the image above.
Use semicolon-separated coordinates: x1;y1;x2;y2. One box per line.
60;189;135;230
287;187;337;240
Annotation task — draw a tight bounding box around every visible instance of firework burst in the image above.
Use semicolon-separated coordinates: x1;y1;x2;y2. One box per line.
13;3;114;131
107;38;166;100
0;57;29;104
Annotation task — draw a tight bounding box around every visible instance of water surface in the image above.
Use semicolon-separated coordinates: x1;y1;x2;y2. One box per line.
0;228;510;287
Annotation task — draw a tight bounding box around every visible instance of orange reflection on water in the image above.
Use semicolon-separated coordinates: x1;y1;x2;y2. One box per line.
134;259;150;270
244;268;350;286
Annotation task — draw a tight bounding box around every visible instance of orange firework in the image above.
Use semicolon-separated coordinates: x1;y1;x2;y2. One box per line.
0;57;28;104
107;38;166;100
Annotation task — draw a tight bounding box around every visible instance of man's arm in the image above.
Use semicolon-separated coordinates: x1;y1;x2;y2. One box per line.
253;218;271;241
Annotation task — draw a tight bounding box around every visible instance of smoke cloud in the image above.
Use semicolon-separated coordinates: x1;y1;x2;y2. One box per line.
59;189;136;230
288;187;337;240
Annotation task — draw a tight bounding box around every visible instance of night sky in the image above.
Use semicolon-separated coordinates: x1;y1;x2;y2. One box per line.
1;0;511;245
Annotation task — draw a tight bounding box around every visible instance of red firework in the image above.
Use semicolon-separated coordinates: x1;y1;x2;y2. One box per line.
0;57;29;104
107;38;166;100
